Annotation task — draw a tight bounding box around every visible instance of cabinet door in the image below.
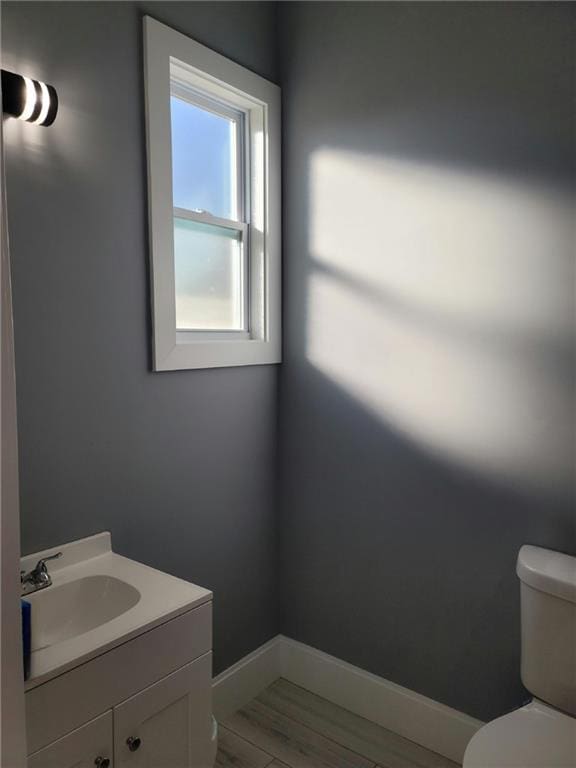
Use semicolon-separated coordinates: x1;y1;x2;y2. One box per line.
114;653;212;768
28;711;113;768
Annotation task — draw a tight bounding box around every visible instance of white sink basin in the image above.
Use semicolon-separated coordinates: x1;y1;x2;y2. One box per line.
21;532;212;689
30;575;141;651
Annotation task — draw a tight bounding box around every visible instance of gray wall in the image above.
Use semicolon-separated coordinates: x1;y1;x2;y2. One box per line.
3;0;280;674
5;0;575;722
278;2;575;721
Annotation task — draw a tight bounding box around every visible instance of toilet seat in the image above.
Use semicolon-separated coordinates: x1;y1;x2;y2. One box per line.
463;700;576;768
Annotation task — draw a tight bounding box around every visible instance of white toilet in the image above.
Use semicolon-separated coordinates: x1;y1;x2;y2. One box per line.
464;545;576;768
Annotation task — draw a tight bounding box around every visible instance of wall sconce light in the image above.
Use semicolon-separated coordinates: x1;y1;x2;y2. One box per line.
1;69;58;126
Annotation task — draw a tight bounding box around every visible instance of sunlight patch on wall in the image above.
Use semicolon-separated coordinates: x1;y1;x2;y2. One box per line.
307;149;574;497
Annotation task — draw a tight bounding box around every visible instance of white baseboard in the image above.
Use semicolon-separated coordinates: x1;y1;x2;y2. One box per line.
212;636;281;721
279;636;483;764
212;634;483;764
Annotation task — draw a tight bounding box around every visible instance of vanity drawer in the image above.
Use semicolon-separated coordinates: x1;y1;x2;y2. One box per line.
26;602;212;754
28;711;113;768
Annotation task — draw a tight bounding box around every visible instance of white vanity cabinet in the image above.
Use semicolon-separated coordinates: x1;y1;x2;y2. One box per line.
26;603;213;768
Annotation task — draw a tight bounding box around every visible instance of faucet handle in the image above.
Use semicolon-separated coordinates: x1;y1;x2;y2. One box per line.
35;551;63;573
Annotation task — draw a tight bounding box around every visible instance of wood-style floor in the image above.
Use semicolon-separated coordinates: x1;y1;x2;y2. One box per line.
217;679;460;768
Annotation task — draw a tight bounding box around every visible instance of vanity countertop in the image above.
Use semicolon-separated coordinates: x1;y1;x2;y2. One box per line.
21;532;212;690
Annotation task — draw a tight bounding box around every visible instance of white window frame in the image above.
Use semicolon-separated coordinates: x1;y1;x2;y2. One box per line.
143;16;281;370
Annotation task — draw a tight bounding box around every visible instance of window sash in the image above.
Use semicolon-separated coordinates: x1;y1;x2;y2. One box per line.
173;208;250;334
170;81;247;225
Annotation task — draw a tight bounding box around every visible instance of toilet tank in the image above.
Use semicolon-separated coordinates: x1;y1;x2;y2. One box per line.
517;545;576;715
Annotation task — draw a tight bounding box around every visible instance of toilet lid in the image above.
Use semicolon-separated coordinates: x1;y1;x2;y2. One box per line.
464;700;576;768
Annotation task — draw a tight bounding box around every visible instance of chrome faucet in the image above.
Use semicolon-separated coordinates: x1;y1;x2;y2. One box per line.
21;552;62;596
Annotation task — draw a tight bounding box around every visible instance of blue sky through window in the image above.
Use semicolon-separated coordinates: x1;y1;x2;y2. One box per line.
171;96;235;220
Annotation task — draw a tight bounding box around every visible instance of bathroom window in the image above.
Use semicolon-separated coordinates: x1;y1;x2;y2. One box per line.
144;17;281;370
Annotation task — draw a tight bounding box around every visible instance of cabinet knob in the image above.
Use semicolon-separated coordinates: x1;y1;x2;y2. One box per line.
126;736;142;752
94;758;110;768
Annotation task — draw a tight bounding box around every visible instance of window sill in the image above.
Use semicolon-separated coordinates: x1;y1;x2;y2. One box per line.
154;337;281;371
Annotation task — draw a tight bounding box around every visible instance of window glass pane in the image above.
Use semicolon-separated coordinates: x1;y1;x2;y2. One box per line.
174;217;244;331
171;95;237;220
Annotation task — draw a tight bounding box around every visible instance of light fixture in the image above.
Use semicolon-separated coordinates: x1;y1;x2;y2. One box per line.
1;69;58;126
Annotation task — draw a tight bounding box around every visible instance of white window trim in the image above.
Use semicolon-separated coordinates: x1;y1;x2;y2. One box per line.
143;16;281;371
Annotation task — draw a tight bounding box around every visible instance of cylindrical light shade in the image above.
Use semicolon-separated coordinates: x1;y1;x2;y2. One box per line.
1;70;58;126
